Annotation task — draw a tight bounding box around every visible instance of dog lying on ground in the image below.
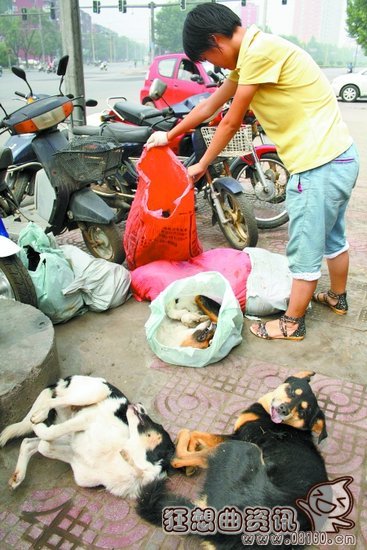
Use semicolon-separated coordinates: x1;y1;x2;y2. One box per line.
0;375;175;499
161;295;221;349
137;371;328;549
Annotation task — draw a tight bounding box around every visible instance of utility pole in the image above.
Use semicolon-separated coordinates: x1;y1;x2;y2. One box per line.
38;11;45;64
149;2;155;62
59;0;86;125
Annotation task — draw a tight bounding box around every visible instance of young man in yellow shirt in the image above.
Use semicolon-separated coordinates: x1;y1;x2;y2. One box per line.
146;3;359;341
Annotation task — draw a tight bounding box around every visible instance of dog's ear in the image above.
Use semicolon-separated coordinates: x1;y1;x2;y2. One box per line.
310;409;327;443
292;370;316;382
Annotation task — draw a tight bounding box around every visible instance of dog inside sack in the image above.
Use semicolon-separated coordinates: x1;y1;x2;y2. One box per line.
145;272;243;367
123;146;202;270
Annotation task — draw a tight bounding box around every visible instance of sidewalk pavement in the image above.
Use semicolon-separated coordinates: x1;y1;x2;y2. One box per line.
0;114;366;548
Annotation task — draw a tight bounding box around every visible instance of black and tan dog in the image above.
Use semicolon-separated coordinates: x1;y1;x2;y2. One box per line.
137;371;328;549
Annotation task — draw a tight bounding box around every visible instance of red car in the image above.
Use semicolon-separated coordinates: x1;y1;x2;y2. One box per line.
140;53;218;108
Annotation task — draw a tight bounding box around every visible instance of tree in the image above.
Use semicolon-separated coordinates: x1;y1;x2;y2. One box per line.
155;3;193;53
0;9;61;65
346;0;367;55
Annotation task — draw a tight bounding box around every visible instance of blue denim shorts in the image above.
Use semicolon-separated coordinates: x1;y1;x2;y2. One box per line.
286;143;359;280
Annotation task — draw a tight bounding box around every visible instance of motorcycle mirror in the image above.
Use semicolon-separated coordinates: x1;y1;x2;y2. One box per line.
11;66;27;81
11;66;33;97
148;78;167;100
86;99;98;107
191;74;204;84
57;55;69;76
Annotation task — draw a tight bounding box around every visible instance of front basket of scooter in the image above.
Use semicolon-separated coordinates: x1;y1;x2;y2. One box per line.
200;125;253;157
53;136;123;183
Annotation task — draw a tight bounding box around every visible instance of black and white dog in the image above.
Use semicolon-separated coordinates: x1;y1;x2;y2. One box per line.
0;375;175;499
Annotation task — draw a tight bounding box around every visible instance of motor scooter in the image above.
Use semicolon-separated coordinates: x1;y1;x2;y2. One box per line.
0;149;37;305
0;56;125;264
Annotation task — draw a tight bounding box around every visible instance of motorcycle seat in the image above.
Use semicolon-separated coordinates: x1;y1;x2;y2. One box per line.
114;101;175;132
72;122;153;144
100;122;153;144
72;125;100;136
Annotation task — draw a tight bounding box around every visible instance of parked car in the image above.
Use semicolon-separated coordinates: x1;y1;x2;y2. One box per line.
140;53;218;108
331;69;367;102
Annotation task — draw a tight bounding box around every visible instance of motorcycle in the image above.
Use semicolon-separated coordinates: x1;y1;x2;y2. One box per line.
0;56;125;264
4;70;51;206
0;149;37;305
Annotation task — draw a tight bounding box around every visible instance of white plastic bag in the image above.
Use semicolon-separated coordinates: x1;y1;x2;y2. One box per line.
61;245;131;311
17;224;85;324
145;271;243;368
244;248;292;316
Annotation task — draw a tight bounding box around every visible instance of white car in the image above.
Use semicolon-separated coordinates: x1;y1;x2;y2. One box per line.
331;69;367;102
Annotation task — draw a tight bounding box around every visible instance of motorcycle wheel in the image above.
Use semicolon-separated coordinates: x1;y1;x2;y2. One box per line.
79;222;125;264
6;171;34;206
231;153;289;229
0;255;37;306
215;189;258;249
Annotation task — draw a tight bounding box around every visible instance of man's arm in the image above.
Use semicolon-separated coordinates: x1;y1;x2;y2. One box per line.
191;83;259;175
146;78;238;149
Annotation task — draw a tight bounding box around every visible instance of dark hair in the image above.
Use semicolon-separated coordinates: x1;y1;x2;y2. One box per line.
183;3;241;62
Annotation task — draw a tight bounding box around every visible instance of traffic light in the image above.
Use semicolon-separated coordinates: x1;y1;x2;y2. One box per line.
122;0;127;13
50;2;56;20
93;1;101;14
241;0;246;6
21;8;27;21
179;0;186;11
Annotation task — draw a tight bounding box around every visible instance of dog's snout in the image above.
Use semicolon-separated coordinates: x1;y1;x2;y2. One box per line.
277;403;289;416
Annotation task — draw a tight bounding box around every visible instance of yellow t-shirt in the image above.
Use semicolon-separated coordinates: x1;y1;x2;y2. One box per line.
228;25;352;174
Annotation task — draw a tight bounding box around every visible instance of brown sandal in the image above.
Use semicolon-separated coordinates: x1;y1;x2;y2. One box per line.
250;314;306;341
312;290;348;315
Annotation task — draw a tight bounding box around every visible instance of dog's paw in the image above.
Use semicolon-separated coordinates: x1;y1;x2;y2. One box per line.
181;312;209;327
0;425;15;447
32;422;52;440
8;470;24;490
31;407;50;424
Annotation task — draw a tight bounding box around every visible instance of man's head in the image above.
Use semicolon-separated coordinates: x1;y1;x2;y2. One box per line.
183;3;241;64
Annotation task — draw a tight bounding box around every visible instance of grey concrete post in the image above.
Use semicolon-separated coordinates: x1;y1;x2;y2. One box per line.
59;0;86;126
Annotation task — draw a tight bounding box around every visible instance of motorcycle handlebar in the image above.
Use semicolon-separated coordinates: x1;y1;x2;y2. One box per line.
15;91;27;99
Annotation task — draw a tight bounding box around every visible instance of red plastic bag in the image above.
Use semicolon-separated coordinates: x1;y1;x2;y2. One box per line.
124;147;202;270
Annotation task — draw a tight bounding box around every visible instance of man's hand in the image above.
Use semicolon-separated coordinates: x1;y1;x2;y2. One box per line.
146;131;169;150
188;162;207;184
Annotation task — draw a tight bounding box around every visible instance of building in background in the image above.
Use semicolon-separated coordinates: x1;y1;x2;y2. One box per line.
292;0;346;46
244;0;350;48
241;1;259;28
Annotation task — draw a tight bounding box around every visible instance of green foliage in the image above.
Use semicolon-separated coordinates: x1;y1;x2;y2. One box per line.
0;41;10;65
155;4;187;53
0;0;12;13
0;8;61;65
346;0;367;55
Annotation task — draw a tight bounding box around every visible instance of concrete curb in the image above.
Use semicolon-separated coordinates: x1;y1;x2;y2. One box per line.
0;300;59;430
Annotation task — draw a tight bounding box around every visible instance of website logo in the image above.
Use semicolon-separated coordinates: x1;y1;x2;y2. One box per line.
296;476;355;533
